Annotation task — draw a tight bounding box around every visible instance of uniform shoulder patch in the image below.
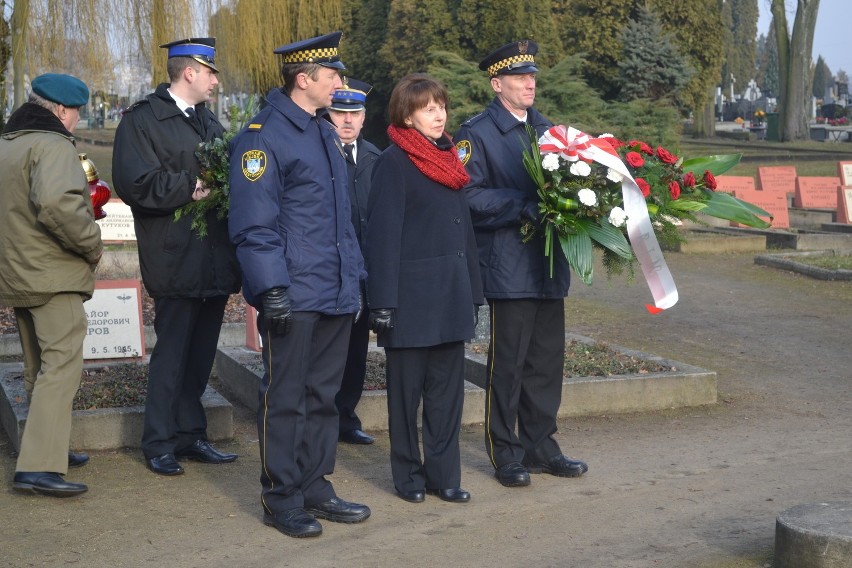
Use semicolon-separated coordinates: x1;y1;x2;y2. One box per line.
248;123;263;130
242;150;267;181
455;140;472;166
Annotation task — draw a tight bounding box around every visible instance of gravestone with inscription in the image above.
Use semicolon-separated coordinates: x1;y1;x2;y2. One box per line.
837;188;852;224
84;280;145;360
757;166;797;198
793;177;841;209
838;161;852;187
716;176;756;194
732;188;789;228
96;199;136;242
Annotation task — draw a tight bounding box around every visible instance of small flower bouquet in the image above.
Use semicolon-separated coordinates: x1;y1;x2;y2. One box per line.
174;97;258;238
522;125;772;296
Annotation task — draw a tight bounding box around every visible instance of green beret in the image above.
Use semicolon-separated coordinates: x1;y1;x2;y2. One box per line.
31;73;89;107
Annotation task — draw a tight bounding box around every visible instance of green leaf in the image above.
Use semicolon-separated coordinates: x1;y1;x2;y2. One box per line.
668;199;707;212
558;229;594;285
681;154;742;176
700;191;772;228
586;219;633;259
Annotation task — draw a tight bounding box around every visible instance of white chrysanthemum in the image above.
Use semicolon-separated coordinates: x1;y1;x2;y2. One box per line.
569;161;591;177
606;168;623;182
578;188;597;207
608;206;627;227
541;153;560;171
599;133;614;138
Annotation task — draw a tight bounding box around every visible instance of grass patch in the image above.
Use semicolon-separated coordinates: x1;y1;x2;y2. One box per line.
791;253;852;270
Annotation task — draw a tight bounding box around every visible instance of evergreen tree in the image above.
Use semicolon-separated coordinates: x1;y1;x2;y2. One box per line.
558;0;638;99
719;0;734;95
812;55;832;99
616;5;691;102
428;50;493;134
755;28;779;98
379;0;458;81
728;0;759;94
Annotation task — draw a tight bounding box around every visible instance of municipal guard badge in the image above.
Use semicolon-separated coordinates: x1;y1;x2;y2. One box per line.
456;140;472;166
242;150;266;181
518;40;529;54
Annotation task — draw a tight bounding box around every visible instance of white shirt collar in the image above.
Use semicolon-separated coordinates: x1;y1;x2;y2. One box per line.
167;88;195;117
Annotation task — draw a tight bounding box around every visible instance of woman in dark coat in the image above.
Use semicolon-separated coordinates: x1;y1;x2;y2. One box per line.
365;74;484;504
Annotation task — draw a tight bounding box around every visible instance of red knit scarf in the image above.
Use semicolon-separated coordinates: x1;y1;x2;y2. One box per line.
387;124;470;190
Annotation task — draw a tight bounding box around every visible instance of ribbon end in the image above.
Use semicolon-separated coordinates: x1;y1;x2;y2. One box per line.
645;304;665;315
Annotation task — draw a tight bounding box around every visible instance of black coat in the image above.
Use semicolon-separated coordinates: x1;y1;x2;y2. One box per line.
365;140;484;349
345;136;381;249
454;98;571;299
112;84;241;299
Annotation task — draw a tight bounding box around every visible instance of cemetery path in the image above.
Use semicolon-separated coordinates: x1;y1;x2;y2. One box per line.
2;251;851;567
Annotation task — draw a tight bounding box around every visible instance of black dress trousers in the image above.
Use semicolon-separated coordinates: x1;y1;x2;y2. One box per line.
385;341;465;494
257;311;351;515
484;298;565;469
142;296;229;459
336;311;370;433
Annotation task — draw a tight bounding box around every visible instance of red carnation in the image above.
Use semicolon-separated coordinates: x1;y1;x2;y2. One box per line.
627;140;653;155
636;178;651;197
683;172;696;187
626;151;645;168
668;181;681;200
606;137;626;149
703;170;717;190
656;147;678;164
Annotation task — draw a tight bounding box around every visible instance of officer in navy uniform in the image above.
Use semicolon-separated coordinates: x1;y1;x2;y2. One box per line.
324;78;381;446
228;31;370;539
112;38;241;477
454;40;589;489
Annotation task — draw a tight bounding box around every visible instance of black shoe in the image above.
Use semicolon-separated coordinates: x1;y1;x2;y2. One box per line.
495;462;531;487
305;497;371;524
68;452;89;468
263;508;322;538
397;489;425;503
525;454;588;478
339;429;375;445
13;472;88;497
175;440;238;464
427;488;470;503
146;453;184;476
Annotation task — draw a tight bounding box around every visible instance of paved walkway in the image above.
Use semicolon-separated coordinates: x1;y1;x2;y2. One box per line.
1;251;851;568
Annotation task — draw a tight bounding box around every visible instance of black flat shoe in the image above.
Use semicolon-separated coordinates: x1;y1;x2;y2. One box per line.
13;472;88;497
524;454;588;478
175;440;238;464
427;488;470;503
305;497;371;523
68;452;89;468
339;429;375;445
263;508;322;538
495;462;531;487
397;489;425;503
147;453;184;476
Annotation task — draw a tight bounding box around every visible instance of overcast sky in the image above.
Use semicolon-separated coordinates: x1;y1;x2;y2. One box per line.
757;0;850;79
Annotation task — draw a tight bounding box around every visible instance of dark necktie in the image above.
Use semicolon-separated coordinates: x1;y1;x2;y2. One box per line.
186;107;204;136
343;143;355;164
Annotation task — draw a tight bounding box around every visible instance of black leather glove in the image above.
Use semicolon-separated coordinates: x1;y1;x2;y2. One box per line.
369;308;394;334
521;200;541;222
261;287;292;335
355;287;364;323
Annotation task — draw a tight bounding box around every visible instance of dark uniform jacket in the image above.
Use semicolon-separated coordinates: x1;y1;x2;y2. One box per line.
345;136;381;248
454;97;570;300
228;88;364;313
365;140;484;349
112;83;241;299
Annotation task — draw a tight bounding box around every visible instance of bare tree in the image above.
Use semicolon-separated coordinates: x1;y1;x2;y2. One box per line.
771;0;820;141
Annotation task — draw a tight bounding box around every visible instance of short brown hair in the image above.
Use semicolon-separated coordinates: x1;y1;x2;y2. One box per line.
387;73;449;128
167;56;201;82
281;62;324;95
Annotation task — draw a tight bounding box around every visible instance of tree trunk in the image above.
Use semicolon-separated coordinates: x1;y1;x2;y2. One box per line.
772;0;820;141
11;0;28;109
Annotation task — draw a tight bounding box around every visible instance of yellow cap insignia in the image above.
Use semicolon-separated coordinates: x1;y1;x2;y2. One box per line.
242;150;266;181
456;140;472;166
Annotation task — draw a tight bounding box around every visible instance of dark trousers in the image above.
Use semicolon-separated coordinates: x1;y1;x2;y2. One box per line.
257;312;351;514
142;296;228;459
336;312;369;433
484;299;564;469
385;342;464;493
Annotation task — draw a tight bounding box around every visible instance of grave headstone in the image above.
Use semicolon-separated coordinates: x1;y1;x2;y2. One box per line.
84;279;145;360
96;199;137;242
837;187;852;224
716;176;755;195
838;161;852;187
757;166;797;197
793;177;841;209
732;188;790;229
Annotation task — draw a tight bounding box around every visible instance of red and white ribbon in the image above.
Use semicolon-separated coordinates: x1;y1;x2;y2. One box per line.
540;125;679;312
